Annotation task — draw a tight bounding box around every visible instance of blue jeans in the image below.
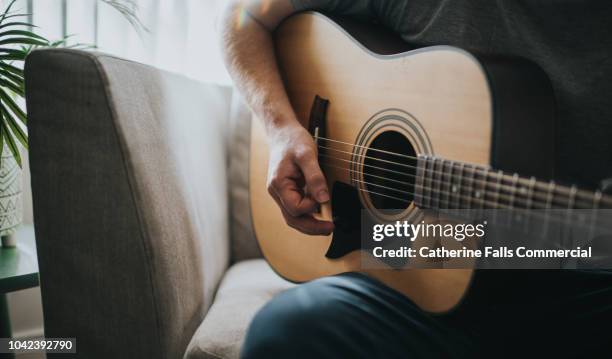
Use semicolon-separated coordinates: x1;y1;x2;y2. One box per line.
241;270;612;358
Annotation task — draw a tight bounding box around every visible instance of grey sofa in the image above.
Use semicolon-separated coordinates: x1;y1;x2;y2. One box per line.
25;49;293;358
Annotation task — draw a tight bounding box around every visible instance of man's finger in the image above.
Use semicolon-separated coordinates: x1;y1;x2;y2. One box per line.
280;205;334;236
269;180;319;217
270;190;332;235
295;151;329;203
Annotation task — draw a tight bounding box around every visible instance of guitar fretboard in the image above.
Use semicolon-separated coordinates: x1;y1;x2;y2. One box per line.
414;155;612;211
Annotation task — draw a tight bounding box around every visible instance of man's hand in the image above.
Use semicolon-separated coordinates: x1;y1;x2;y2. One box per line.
267;124;334;235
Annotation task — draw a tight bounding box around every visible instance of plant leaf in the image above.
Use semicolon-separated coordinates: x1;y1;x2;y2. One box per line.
1;0;19;24
0;14;30;24
0;114;3;158
0;87;26;124
0;37;48;46
66;43;96;50
0;47;27;54
0;66;23;85
1;114;21;167
0;30;47;42
49;39;68;47
0;22;35;31
0;54;25;61
1;105;26;149
100;0;148;33
0;62;23;76
0;79;23;96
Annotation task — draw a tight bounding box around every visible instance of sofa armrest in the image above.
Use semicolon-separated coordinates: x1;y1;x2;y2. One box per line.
25;49;232;359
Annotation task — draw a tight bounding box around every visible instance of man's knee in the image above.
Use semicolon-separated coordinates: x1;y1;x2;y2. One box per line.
241;279;348;358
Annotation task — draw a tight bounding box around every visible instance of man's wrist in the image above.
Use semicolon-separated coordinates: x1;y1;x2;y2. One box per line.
264;114;303;140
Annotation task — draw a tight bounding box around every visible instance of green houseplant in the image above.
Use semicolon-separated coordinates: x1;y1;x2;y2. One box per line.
0;0;143;247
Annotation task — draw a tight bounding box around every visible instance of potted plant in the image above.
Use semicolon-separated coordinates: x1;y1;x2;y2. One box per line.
0;0;143;247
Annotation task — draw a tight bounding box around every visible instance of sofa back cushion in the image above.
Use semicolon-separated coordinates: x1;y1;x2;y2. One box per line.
26;49;231;359
228;94;263;261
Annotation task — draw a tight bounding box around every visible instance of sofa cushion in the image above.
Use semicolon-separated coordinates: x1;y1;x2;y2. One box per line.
228;94;262;262
184;259;294;359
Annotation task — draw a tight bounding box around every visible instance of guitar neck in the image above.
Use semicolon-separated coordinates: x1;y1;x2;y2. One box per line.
414;155;612;211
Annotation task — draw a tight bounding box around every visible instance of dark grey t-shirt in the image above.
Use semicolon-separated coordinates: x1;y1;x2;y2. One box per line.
292;0;612;188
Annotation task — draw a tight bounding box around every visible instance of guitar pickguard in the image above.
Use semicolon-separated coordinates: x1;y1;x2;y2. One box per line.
326;181;410;269
326;181;362;259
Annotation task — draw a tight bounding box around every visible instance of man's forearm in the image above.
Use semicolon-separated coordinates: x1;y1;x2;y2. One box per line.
221;1;333;233
220;1;299;136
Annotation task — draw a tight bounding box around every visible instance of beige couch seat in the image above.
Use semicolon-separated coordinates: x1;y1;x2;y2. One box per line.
185;260;294;359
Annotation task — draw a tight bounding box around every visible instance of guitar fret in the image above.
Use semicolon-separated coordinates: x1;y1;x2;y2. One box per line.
440;159;448;209
523;177;537;230
472;168;481;204
525;177;536;209
545;181;556;209
466;165;475;209
414;156;427;208
568;185;578;209
509;174;519;209
433;158;442;209
444;160;453;209
493;171;503;210
467;170;602;208
439;159;446;209
593;191;603;210
540;181;556;237
448;161;454;209
411;156;612;243
455;162;465;209
411;155;612;244
480;168;489;210
536;180;593;206
588;191;603;240
426;157;433;209
563;186;579;257
442;160;449;209
448;161;456;209
425;157;434;208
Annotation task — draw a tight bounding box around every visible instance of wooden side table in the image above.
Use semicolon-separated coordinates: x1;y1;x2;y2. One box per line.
0;225;38;359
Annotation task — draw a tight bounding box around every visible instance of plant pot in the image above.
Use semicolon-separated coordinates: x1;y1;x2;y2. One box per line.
0;145;22;248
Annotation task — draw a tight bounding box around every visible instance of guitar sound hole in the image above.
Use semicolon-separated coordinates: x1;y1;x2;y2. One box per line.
364;131;416;210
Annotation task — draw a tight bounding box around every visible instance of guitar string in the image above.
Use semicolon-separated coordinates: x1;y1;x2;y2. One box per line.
341;174;611;231
319;159;595;210
318;144;415;169
319;144;564;203
317;154;600;209
316;136;418;160
317;142;596;201
308;138;609;230
318;162;413;187
316;136;602;203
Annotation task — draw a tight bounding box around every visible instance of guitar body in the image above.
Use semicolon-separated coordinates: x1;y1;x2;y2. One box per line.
250;12;555;313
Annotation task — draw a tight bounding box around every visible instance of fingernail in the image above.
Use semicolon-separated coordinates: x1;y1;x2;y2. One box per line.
317;189;330;202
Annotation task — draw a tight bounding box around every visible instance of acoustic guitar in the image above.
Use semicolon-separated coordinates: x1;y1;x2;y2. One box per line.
249;12;612;313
